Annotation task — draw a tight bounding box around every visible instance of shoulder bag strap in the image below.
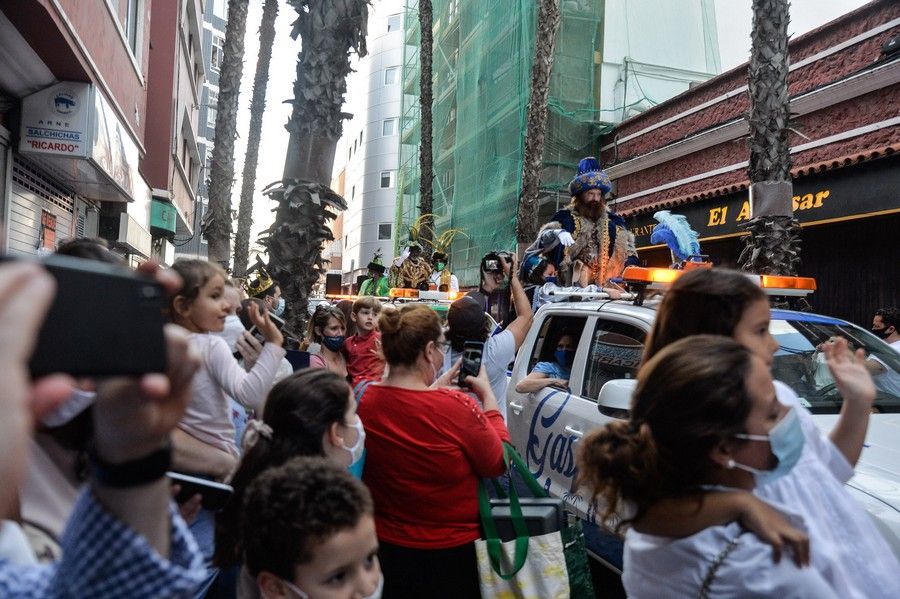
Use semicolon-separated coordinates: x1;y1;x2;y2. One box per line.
479;444;531;579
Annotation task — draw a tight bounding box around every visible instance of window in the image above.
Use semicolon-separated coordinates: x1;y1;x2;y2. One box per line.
344;235;348;248
582;319;646;408
378;223;392;240
348;147;352;161
210;34;224;72
359;130;363;144
204;152;212;175
212;0;226;19
206;90;218;128
351;185;355;199
384;66;400;85
122;0;141;54
382;118;398;136
526;314;588;383
380;170;395;189
387;14;402;32
353;139;358;153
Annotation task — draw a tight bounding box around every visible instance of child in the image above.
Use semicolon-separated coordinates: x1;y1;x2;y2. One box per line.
632;268;899;598
343;297;385;387
239;457;382;599
169;259;286;467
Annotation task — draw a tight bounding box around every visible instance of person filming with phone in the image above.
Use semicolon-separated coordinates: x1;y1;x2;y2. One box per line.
0;258;206;597
445;252;532;419
356;304;509;597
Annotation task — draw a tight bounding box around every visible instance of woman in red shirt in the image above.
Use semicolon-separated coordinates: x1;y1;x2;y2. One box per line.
358;304;509;598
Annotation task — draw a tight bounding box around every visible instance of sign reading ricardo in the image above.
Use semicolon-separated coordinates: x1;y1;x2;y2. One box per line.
20;82;91;157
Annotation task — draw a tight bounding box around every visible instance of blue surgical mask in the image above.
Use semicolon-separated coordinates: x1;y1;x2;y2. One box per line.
273;297;286;316
554;349;575;367
544;276;557;284
729;408;805;485
322;335;346;352
343;417;367;479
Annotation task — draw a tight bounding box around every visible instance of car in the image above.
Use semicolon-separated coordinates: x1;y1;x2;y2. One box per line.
505;277;900;574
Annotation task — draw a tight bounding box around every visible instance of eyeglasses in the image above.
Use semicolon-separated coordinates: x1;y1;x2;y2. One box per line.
437;340;452;352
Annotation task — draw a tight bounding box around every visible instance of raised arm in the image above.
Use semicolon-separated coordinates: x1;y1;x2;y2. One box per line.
504;254;533;347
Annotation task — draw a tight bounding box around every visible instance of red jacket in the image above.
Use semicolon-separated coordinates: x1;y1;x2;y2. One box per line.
357;385;510;549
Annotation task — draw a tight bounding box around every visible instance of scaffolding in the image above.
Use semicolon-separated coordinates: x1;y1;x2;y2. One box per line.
397;0;611;284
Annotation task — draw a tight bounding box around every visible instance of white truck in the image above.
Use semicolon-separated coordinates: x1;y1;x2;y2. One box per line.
505;276;900;574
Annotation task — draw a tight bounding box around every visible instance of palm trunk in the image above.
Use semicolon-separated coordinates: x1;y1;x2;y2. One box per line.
203;0;249;270
418;0;434;257
517;0;561;247
233;0;278;277
739;0;801;275
262;0;368;336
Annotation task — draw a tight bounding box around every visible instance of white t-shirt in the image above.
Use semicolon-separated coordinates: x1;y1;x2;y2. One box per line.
624;505;838;598
443;329;516;419
870;340;900;396
179;333;286;458
754;382;900;599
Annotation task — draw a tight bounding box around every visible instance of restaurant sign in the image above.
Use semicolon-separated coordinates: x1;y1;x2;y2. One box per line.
624;157;900;248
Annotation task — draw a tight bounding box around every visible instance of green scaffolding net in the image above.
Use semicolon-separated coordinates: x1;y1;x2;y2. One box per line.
397;0;614;285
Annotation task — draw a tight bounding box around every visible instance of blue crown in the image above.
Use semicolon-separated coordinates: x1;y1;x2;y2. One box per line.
569;156;611;196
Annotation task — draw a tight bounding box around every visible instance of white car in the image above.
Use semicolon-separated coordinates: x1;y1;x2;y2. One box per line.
506;294;900;572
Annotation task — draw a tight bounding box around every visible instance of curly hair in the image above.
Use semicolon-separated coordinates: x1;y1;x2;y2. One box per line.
214;369;353;567
577;335;754;529
241;457;373;579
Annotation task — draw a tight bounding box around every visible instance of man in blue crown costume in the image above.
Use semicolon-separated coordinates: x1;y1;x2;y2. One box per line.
532;157;640;288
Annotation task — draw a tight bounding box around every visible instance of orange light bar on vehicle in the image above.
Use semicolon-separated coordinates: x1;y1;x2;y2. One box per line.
388;288;419;299
759;275;817;292
622;266;684;286
447;291;464;301
325;294;358;301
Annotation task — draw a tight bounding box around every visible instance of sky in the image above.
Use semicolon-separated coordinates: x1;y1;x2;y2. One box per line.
230;0;871;246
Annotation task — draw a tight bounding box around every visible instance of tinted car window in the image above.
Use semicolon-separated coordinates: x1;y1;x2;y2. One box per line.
582;319;646;402
770;316;900;413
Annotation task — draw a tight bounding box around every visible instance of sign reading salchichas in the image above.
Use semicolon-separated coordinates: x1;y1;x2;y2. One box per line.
624;156;900;249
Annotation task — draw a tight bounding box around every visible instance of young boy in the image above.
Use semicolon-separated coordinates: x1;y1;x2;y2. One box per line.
241;458;382;599
343;297;385;387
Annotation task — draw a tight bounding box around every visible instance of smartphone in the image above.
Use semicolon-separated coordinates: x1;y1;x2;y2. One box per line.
458;341;484;387
248;311;285;344
168;471;234;511
15;253;168;377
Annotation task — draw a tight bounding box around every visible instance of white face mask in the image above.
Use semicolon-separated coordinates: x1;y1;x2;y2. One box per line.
342;417;367;465
278;572;383;599
215;314;245;352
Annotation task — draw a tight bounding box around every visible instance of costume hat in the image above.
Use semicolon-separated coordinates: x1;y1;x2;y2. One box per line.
367;249;387;274
569;156;612;197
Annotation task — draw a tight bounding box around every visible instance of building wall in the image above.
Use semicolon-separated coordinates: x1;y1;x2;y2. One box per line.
335;0;403;285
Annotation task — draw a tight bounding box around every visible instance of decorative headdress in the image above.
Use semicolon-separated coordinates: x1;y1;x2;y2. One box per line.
367;249;386;274
244;256;275;298
569;156;612;197
430;228;466;264
650;210;702;262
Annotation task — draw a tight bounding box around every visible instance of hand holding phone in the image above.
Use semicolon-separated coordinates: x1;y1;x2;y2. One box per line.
247;303;285;346
458;341;484;388
168;472;234;511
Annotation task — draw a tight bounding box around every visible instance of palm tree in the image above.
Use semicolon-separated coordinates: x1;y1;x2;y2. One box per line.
203;0;249;269
516;0;561;249
233;0;279;277
260;0;368;334
417;0;434;255
738;0;801;275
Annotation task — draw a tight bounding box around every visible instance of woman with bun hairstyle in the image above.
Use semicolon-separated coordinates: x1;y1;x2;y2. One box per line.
580;335;839;597
357;304;509;598
214;369;367;596
630;268;898;598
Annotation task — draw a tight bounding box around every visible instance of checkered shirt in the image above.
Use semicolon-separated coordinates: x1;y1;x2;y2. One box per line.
0;489;205;598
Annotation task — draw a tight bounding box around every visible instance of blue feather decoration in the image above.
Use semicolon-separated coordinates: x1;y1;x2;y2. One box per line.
650;210;701;261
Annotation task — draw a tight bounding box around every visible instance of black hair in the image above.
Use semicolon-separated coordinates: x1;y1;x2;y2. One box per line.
875;307;899;330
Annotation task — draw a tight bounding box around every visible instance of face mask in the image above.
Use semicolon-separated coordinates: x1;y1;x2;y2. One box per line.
215;314;246;353
872;326;893;340
342;417;367;466
436;262;446;271
555;349;575;367
728;407;805;485
273;297;286;317
322;335;346;352
544;276;557;285
278;573;384;599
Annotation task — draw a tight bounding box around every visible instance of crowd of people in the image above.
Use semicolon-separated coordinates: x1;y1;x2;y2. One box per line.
1;155;898;599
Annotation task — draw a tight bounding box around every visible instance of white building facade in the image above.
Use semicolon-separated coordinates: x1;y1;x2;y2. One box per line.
334;0;405;291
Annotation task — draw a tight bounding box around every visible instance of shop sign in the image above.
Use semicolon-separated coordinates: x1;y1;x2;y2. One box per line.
625;157;900;248
150;199;178;234
20;83;91;157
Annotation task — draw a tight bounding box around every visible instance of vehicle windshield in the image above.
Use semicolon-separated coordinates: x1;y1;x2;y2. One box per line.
770;311;900;413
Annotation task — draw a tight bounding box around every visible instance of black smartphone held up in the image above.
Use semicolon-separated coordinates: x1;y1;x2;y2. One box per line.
168;472;234;511
458;341;484;387
248;311;285;344
21;254;168;377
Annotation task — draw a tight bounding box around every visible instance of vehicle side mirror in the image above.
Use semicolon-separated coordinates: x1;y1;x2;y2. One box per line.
597;379;635;419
